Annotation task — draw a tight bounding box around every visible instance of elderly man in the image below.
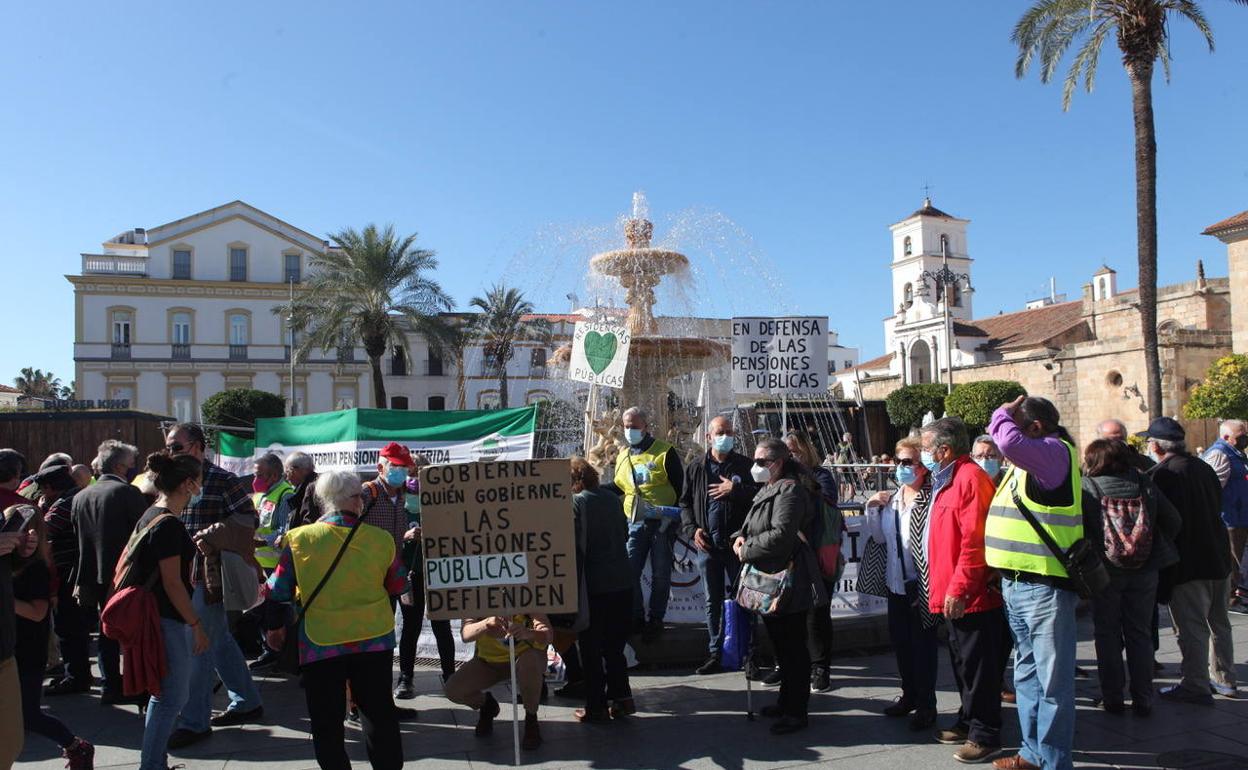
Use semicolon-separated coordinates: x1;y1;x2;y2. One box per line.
251;452;296;572
165;423;264;750
69;440;146;702
34;464;92;698
609;407;684;642
1202;420;1248;605
1096;419;1154;473
680;416;757;674
971;435;1005;486
920;418;1004;764
1143;418;1239;702
283;452;320;531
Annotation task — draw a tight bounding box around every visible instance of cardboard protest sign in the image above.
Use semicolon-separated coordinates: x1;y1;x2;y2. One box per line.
568;320;631;388
730;316;829;395
420;459;576;620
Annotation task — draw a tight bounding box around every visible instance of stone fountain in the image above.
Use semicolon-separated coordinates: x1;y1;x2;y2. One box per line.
571;193;730;467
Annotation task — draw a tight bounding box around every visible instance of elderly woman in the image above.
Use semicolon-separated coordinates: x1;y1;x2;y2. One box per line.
863;436;939;731
266;470;406;770
732;438;824;735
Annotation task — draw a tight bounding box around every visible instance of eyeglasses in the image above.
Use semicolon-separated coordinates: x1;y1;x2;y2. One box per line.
896;458;916;467
752;458;774;467
165;442;184;453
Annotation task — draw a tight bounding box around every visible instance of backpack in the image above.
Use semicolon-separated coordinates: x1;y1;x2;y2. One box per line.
1086;475;1154;569
810;495;847;582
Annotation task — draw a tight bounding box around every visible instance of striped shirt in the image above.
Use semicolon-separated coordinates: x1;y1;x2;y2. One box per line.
360;479;408;558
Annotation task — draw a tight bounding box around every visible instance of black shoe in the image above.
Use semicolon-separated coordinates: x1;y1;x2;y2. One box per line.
476;693;500;736
210;705;263;727
1100;700;1125;714
811;665;832;693
696;656;722;675
167;727;212;750
554;679;585;699
883;696;915;717
249;650;282;671
770;716;808;735
759;704;784;719
44;677;91;696
522;713;542;750
1132;702;1153;717
394;706;419;721
346;708;359;723
909;707;937;731
394;675;415;700
1074;666;1092;679
762;667;783;686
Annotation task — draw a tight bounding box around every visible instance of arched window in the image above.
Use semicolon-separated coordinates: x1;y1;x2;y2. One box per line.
903;236;913;257
390;396;409;410
903;283;913;307
427;395;446;411
940;234;950;255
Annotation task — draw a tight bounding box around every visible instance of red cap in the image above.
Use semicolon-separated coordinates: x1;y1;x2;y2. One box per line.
379;441;413;467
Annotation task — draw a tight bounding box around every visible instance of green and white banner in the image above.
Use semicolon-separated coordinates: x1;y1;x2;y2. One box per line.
214;405;538;475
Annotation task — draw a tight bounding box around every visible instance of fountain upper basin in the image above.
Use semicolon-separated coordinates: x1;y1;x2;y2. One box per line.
589;247;689;277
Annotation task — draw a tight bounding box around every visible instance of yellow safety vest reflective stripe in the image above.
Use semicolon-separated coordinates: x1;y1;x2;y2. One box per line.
254;480;295;569
984;441;1083;578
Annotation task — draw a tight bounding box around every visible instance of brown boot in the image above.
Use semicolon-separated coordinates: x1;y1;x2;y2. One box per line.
521;713;542;750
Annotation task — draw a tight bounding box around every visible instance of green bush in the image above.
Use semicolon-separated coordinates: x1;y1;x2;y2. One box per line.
200;388;286;446
885;383;951;430
1184;354;1248;420
944;380;1027;436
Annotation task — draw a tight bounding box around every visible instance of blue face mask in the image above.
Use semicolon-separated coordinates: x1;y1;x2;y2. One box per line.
625;428;645;446
920;450;940;472
188;488;203;508
976;458;1001;478
385;467;408;488
712;434;734;453
895;464;917;486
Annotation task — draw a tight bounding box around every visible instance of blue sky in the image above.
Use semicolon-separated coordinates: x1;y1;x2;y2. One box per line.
3;1;1247;386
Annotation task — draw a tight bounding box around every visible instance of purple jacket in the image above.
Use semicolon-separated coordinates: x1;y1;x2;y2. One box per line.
988;407;1070;491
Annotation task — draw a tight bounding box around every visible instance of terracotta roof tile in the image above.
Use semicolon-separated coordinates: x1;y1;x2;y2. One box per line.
844;352;895;375
1204;210;1248;236
963;300;1086;351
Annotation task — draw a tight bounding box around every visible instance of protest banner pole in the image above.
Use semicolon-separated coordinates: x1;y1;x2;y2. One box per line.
509;633;520;767
781;394;788;434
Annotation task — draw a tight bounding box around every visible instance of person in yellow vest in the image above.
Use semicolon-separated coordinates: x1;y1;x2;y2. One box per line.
445;614;553;751
605;407;684;642
251;453;295;572
985;396;1096;770
264;469;407;770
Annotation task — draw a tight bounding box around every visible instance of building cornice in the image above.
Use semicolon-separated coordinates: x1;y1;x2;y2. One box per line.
67;275;306;299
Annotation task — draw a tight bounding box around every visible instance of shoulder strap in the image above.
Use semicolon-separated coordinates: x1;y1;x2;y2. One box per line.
294;516;367;625
115;512;176;590
1010;483;1070;564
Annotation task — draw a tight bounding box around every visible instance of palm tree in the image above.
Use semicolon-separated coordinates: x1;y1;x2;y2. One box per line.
1013;0;1244;420
283;224;455;408
466;285;551;409
14;368;63;399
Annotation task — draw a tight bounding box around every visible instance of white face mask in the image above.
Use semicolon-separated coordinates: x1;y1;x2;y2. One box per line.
750;462;772;484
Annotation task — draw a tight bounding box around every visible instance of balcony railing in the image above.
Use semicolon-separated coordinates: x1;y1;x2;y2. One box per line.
229;344;249;361
336;347;355;363
426;360;444;376
110;343;132;360
171;344;191;360
390;360;408;376
83;254;149;276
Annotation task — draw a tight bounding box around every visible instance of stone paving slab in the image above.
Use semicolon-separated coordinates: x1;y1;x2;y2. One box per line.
17;611;1248;769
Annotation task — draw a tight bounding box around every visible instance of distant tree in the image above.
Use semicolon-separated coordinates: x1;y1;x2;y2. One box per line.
945;380;1027;436
466;285;551;409
60;380;76;400
14;368;63;399
1013;0;1246;420
885;383;951;431
200;388;287;446
1184;354;1248;420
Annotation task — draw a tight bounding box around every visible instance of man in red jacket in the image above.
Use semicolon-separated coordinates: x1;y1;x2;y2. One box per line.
921;417;1005;765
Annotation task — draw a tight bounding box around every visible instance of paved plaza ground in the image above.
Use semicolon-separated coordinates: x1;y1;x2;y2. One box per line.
17;610;1248;770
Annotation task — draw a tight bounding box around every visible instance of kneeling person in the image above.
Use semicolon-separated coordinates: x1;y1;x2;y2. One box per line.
445;615;552;750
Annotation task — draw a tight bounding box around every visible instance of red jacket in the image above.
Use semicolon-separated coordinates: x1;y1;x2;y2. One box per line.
927;455;1001;615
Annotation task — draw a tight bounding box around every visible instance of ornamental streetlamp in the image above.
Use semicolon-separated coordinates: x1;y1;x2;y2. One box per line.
915;241;974;394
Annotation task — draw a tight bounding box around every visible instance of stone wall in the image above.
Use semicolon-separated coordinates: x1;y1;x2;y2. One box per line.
1228;238;1248;353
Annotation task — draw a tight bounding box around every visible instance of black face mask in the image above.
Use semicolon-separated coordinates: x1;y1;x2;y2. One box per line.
1235;435;1248;452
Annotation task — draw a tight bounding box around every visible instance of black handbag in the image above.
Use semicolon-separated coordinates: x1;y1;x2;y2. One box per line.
1010;488;1109;600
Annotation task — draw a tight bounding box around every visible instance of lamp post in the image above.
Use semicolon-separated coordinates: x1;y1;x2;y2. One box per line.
287;276;297;415
916;241;973;394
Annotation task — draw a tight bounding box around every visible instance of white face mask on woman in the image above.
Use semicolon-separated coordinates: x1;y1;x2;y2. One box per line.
750;460;772;484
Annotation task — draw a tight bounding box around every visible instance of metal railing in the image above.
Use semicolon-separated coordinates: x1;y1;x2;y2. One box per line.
228;344;248;361
425;360;444;376
171;344;191;360
336;347;355;363
110;343;132;360
824;463;898;504
390;359;408;376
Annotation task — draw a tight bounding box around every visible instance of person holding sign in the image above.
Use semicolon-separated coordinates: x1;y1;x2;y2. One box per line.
265;470;406;770
445;614;553;751
606;407;684;642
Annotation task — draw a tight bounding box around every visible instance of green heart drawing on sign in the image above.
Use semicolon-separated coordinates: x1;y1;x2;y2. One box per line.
584;331;618;375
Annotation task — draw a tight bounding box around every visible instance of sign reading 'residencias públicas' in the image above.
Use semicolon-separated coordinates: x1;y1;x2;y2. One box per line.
730;316;829;395
568;320;632;388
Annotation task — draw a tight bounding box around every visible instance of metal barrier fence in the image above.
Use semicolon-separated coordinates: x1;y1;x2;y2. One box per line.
825;463;898;505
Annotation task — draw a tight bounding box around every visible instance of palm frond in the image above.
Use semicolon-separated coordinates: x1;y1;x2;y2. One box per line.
1062;20;1112;108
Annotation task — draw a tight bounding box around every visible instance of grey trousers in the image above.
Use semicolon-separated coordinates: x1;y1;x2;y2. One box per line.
1167;575;1236;694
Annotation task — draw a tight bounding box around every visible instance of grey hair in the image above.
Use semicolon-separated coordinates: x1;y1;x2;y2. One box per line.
922;417;970;456
284;451;314;472
255;452;284;476
1153;438;1187;456
315;470;362;512
95;440;138;475
1096;419;1127;438
622;407;648;425
40;453;73;470
1220;420;1247;438
756;437;790;462
972;434;996;448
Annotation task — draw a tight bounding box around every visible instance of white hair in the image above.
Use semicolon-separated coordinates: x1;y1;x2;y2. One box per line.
95;440;138;475
1220;420;1247;438
285;451;314;472
315;470;362;512
1096;419;1127;438
622;407;648;425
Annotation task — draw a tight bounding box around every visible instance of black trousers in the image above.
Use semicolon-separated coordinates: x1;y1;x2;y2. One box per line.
887;588;938;709
398;570;456;681
52;579;91;684
302;651;402;770
946;608;1006;747
807;580;836;667
20;671;75;748
764;610;811;719
1092;570;1158;708
578;589;633;712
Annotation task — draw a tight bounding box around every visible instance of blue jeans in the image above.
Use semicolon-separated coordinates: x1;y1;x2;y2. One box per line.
176;586;262;733
696;547;741;655
141;619;193;770
627;520;676;623
1003;578;1078;770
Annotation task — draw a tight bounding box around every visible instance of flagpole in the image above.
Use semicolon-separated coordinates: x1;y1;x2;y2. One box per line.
509;634;520;767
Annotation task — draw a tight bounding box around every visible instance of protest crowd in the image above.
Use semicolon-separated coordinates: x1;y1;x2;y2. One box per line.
2;395;1246;770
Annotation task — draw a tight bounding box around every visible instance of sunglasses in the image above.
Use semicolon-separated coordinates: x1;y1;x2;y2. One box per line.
165;442;185;453
752;458;774;467
896;458;916;467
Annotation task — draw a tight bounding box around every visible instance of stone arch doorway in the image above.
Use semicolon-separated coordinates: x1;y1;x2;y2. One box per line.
909;339;931;384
